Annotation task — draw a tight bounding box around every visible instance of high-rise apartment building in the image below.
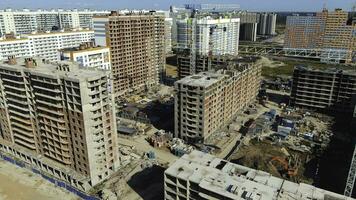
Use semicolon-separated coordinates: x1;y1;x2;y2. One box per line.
0;29;94;61
257;13;277;35
0;57;119;190
290;65;356;113
237;11;258;41
164;17;173;55
176;16;240;56
175;13;240;78
164;150;353;200
0;9;110;35
60;42;111;71
93;12;165;95
174;57;261;143
285;9;356;63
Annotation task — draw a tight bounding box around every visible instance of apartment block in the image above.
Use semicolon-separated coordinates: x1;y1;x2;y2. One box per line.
0;57;119;190
174;57;261;143
176;16;240;56
164;150;353;200
165;17;173;55
290;65;356;113
285;9;356;63
285;15;324;49
0;9;110;35
0;29;94;61
60;42;111;70
93;12;165;95
257;13;277;35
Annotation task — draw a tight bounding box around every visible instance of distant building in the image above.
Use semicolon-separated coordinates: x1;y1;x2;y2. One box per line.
290;65;356;113
257;13;277;35
174;57;261;143
60;42;111;70
183;4;240;12
93;12;165;95
0;29;94;61
0;57;119;191
0;9;110;35
164;150;353;200
284;9;356;63
165;17;173;55
176;16;240;56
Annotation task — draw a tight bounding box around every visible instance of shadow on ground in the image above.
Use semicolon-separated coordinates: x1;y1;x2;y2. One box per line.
142;102;174;133
303;113;355;197
127;165;166;200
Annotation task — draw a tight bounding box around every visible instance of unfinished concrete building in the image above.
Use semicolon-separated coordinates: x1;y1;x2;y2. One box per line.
290;65;356;113
0;57;119;191
175;57;261;143
93;11;165;96
164;150;353;200
177;54;234;79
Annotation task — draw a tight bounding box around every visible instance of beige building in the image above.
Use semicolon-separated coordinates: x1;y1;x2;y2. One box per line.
93;12;165;96
0;56;119;190
174;57;261;143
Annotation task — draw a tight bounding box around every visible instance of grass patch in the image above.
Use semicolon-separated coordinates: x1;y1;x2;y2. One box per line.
262;58;356;78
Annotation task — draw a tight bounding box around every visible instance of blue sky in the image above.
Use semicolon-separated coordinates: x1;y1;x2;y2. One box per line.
0;0;354;12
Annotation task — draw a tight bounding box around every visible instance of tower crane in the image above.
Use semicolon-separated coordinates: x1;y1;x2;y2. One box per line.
345;144;356;197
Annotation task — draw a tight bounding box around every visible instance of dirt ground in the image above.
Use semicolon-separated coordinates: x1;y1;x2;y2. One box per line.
231;139;314;184
165;64;177;78
0;160;77;200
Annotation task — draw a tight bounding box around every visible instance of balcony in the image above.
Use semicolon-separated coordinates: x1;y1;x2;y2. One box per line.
36;99;62;109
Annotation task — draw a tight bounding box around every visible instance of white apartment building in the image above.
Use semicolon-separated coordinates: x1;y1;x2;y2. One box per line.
0;9;110;35
165;17;173;55
60;43;111;70
176;16;240;56
196;17;240;56
0;29;94;61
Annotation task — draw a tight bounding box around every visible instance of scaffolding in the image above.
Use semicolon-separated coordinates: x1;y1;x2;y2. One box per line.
238;45;352;64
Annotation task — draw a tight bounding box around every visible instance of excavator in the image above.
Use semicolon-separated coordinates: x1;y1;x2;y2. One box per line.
269;155;299;178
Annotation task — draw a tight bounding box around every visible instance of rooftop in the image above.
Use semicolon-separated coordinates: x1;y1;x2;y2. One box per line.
0;57;108;81
60;42;109;54
165;150;353;200
176;71;226;88
295;65;356;76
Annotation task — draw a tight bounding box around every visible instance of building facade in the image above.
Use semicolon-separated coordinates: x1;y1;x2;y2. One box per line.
285;9;356;63
257;13;277;35
174;57;261;143
176;16;240;56
60;42;111;70
290;65;356;113
165;17;173;55
0;29;94;61
0;57;119;190
0;9;110;35
93;12;165;95
164;150;353;200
